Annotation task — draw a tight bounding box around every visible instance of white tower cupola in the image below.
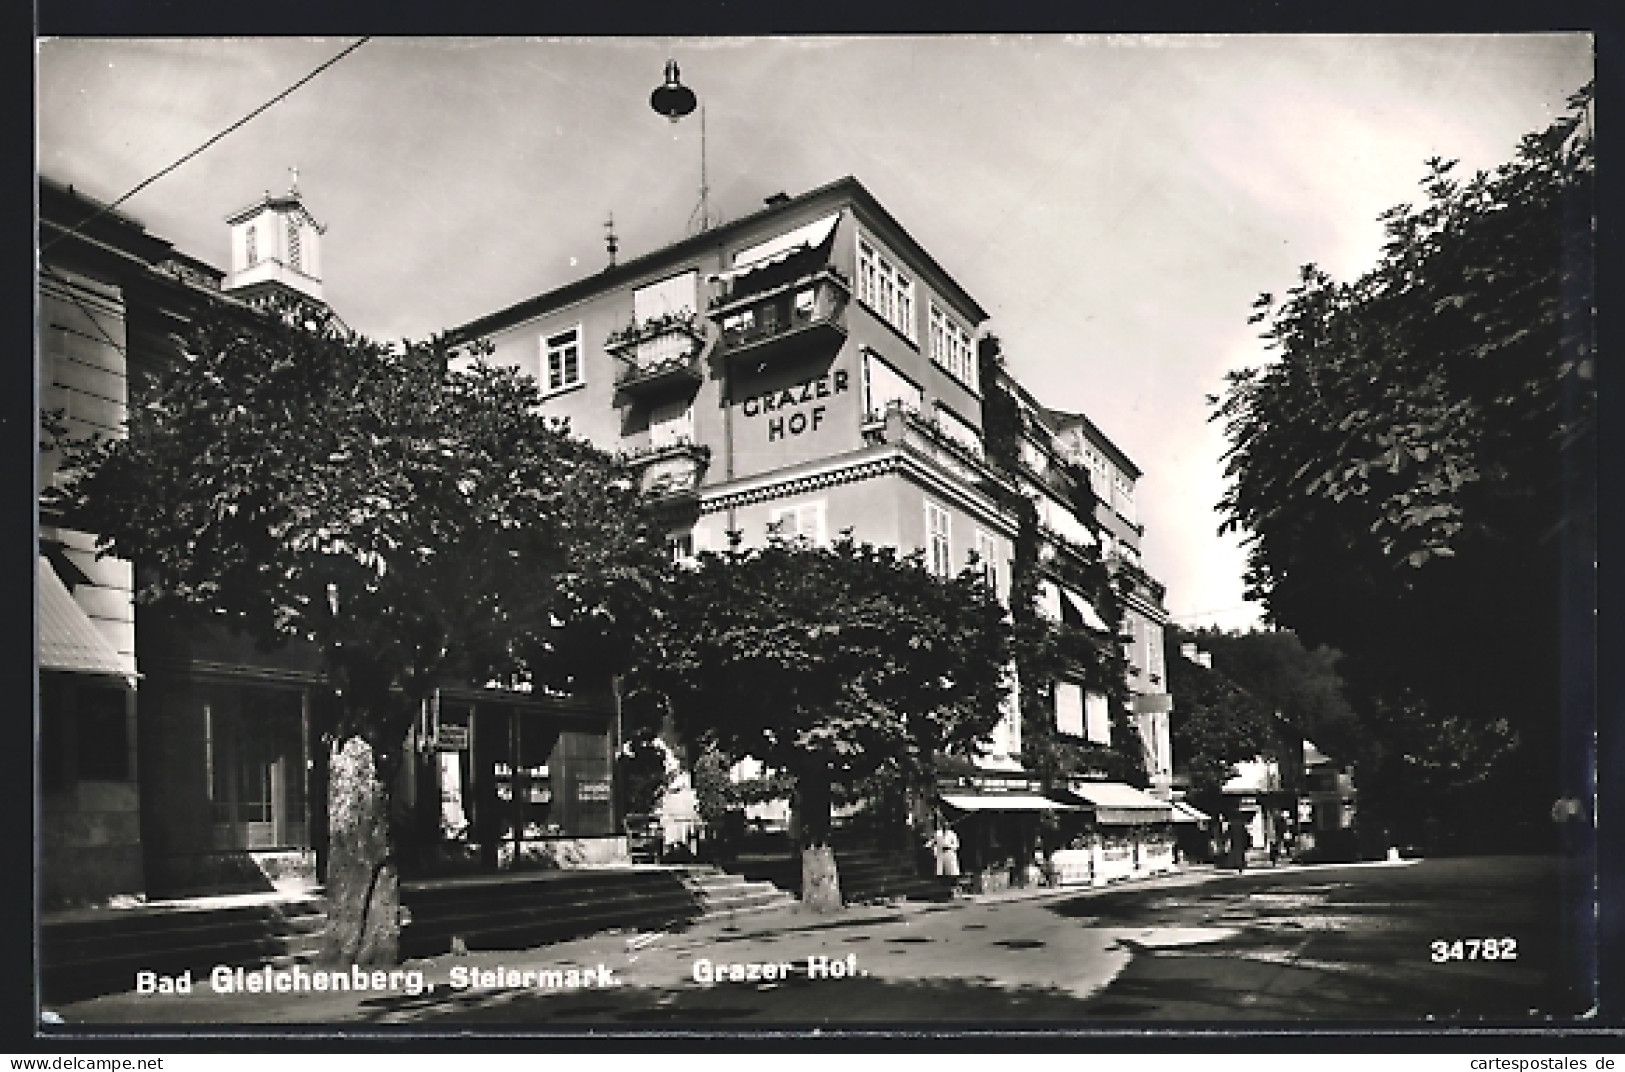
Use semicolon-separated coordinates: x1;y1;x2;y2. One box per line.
222;168;326;304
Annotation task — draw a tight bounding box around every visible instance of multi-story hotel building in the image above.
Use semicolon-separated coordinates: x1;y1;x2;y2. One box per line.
449;176;1174;809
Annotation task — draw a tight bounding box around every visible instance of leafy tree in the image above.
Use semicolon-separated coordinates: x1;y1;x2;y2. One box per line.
630;535;1012;910
1164;642;1280;812
49;297;662;963
1184;627;1360;761
1213;85;1594;844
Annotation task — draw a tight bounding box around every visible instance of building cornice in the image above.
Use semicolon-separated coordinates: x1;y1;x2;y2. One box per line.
697;442;1020;539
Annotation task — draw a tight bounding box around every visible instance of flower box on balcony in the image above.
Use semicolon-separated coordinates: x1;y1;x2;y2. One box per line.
713;269;849;360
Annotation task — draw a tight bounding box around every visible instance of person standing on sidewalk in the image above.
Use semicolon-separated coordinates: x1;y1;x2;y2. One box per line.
931;822;962;893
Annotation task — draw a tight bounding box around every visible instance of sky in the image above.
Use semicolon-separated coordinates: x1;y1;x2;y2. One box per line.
37;34;1593;631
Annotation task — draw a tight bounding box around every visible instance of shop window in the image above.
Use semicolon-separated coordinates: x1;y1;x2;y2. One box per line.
204;688;308;848
76;685;129;781
543;326;583;393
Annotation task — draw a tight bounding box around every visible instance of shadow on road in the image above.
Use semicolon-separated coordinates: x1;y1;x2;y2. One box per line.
1046;856;1590;1022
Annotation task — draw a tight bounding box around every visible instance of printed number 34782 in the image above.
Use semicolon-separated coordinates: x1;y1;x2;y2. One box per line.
1430;938;1517;962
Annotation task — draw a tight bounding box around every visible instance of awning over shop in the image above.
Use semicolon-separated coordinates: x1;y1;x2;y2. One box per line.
1063;781;1173;825
1169;800;1210;825
939;793;1081;813
38;556;136;685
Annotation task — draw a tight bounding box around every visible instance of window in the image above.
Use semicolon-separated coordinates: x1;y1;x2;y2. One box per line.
857;237;916;342
929;306;978;390
1055;681;1085;738
544;327;583;393
862;349;922;420
768;501;827;546
287;217;302;272
925;500;951;578
245;225;258;267
1085;691;1111;745
934;404;984;457
974;530;1000;590
633;271;698;324
648;398;694;449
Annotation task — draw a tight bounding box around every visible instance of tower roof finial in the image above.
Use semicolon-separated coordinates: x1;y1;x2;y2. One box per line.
289;166;300;197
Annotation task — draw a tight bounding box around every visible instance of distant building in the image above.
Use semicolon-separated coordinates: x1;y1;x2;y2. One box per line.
38;176;625;906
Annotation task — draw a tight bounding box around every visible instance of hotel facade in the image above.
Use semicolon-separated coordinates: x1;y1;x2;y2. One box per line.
448;177;1176;851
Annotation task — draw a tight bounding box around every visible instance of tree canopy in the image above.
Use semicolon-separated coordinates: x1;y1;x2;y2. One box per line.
1165;639;1279;807
1182;627;1360;761
628;533;1013;906
1213;85;1593;843
49;295;665;959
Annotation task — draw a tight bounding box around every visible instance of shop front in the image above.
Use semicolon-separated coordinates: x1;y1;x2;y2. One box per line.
402;687;625;875
936;790;1081;894
1049;781;1176;886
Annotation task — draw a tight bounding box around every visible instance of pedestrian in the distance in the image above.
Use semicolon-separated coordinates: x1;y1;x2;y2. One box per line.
1232;820;1251;871
935;823;961;892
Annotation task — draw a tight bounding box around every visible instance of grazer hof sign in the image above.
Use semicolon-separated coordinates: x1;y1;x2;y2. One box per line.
737;368;850;442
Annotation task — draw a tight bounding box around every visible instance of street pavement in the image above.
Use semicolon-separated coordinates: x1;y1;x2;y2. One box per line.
51;855;1590;1029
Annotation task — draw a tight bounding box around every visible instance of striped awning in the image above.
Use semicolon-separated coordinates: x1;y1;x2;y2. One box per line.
711;212;841;282
38;556;135;685
1063;781;1173;825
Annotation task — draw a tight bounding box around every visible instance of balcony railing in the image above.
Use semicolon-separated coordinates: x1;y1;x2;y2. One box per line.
1111;557;1167;605
860;401;1013;495
712;268;849;360
606;313;706;396
619;438;711;501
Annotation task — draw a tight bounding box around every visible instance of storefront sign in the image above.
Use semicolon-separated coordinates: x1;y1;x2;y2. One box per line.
436;724;470;751
738;370;849;442
577;780;612;803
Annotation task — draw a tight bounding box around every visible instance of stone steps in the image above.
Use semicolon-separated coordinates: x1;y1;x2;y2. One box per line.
731;846;951;905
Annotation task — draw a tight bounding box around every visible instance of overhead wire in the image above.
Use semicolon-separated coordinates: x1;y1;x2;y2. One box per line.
43;36;372;255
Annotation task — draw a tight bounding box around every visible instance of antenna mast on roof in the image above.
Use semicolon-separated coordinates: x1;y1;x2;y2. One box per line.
687;105;713;235
649;56;713;235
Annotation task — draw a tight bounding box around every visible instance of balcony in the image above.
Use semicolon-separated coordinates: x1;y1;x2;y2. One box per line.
605;313;707;398
620;438;711;503
860;401;1013;496
711;267;849;363
1112;557;1167;605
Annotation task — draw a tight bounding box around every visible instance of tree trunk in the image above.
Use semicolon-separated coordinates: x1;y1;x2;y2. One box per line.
321;733;400;965
797;766;841;913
